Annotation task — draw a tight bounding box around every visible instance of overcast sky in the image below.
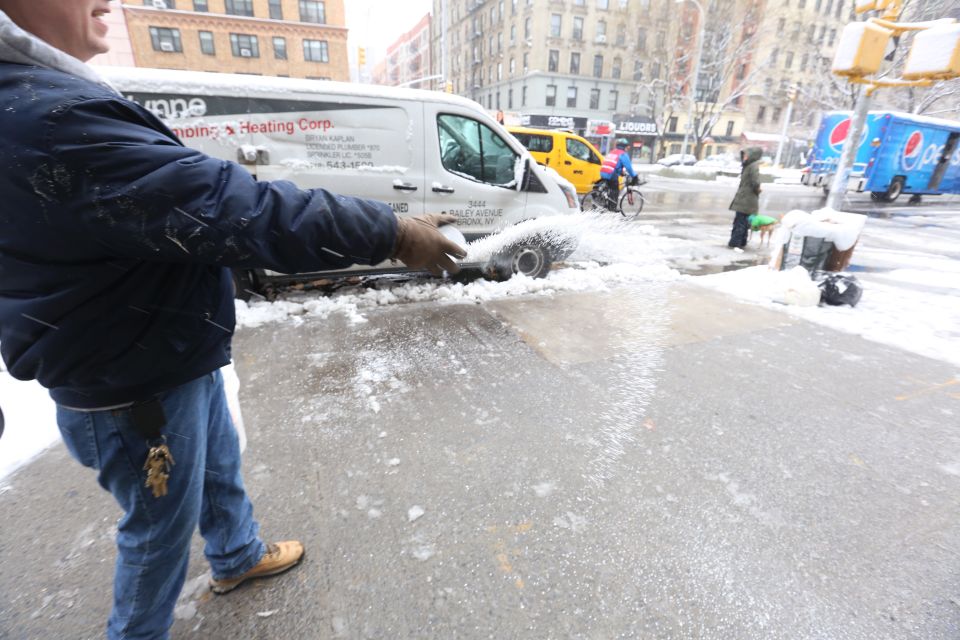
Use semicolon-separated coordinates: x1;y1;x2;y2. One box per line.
346;0;432;72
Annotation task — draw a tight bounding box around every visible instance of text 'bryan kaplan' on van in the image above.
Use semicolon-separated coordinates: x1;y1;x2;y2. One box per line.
96;68;581;297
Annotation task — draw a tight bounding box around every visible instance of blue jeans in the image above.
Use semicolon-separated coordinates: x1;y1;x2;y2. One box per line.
57;371;265;640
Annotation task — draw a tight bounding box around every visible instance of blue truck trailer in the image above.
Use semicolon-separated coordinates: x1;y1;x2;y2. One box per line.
802;111;960;202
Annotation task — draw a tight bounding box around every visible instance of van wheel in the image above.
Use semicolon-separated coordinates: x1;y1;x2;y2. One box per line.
883;177;904;202
231;269;258;302
489;242;553;280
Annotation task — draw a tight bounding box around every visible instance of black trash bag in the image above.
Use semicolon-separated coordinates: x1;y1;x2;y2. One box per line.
818;273;863;307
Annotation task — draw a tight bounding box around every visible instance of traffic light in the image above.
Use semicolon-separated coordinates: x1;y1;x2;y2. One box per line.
903;23;960;80
831;21;892;77
445;81;454;93
358;47;366;66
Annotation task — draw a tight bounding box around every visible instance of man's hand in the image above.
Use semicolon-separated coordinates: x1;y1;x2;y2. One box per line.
392;214;467;276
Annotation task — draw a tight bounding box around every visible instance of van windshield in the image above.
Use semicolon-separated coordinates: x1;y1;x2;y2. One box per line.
438;114;518;186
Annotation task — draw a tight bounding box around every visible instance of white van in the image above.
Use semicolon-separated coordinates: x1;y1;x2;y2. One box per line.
96;68;580;295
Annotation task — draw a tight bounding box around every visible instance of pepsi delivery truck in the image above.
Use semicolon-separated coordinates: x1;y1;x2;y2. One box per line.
802;111;960;202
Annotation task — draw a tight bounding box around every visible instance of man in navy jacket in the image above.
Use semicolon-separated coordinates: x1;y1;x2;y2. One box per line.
0;1;465;638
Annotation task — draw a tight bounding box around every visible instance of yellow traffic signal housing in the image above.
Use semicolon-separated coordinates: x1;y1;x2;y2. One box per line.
358;47;367;66
445;81;454;93
903;23;960;80
831;21;892;76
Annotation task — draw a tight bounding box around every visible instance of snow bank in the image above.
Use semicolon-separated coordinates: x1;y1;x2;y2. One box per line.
693;265;960;367
0;372;59;484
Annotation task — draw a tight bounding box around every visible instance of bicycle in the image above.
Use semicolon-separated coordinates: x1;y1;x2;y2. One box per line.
580;176;646;220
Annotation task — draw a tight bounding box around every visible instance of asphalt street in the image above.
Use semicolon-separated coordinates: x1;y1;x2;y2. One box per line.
2;281;959;639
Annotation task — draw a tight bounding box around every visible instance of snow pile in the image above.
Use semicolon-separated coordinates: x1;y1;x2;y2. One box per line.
238;213;682;329
693;265;960;367
0;372;59;483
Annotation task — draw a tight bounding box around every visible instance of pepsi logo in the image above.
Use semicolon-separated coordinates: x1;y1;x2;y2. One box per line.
828;118;850;153
901;130;924;171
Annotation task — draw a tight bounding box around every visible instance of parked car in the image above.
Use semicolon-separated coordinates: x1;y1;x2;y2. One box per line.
657;153;697;167
507;126;604;195
99;67;581;292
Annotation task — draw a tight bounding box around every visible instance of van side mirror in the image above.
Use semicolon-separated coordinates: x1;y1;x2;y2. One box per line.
521;159;548;194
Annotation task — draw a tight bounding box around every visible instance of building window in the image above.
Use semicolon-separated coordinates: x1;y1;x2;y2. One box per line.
510;58;515;75
589;88;600;109
608;90;618;111
548;49;559;72
224;0;254;17
757;106;766;122
550;14;561;38
508;88;514;109
593;54;603;78
785;51;794;69
633;60;643;81
299;0;326;24
149;27;182;53
772;107;782;123
651;61;660;79
566;86;578;107
668;116;678;133
546;84;557;106
193;0;207;11
523;52;529;73
612;57;621;79
726;120;735;137
616;24;626;46
770;48;779;64
636;28;647;51
522;85;527;106
273;36;287;59
573;16;584;40
597;0;609;8
229;33;259;58
198;30;215;55
303;39;329;62
570;52;580;74
269;0;282;19
524;18;531;39
596;20;606;42
146;0;176;7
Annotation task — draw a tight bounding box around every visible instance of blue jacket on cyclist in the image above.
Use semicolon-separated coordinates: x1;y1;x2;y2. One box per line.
600;139;638;181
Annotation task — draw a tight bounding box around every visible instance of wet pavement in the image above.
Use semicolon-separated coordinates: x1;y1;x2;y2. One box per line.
2;282;959;639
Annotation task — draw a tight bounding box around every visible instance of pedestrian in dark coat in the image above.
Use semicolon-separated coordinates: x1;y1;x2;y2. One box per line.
728;146;764;249
0;2;465;639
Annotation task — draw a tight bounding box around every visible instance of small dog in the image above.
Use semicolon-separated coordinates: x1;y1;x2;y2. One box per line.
749;214;780;247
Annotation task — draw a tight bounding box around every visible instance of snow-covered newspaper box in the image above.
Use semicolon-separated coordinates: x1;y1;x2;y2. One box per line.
770;209;867;274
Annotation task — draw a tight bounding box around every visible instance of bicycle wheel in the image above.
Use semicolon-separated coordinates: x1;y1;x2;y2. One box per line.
581;190;603;211
618;187;645;219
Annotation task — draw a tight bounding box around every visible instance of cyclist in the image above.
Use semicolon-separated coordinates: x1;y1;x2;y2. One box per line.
599;138;639;211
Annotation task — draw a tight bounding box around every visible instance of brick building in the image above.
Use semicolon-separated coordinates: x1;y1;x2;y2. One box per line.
377;14;432;88
122;0;348;81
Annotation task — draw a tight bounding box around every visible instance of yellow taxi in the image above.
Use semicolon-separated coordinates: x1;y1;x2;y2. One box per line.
507;126;604;194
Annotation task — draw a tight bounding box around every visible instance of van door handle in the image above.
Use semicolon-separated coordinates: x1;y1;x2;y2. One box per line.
432;185;455;194
564;160;572;165
393;182;419;192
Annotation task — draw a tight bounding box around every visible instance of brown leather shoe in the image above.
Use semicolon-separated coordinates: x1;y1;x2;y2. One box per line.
209;540;304;594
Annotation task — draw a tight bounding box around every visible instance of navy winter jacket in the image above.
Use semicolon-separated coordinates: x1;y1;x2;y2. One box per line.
0;63;398;408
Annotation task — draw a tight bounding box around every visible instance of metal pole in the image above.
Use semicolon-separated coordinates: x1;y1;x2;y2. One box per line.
773;90;795;167
679;0;705;160
825;89;873;210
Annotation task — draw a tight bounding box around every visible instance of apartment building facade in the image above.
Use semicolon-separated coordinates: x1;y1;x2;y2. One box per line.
123;0;348;80
431;0;685;156
376;14;432;87
740;0;854;163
